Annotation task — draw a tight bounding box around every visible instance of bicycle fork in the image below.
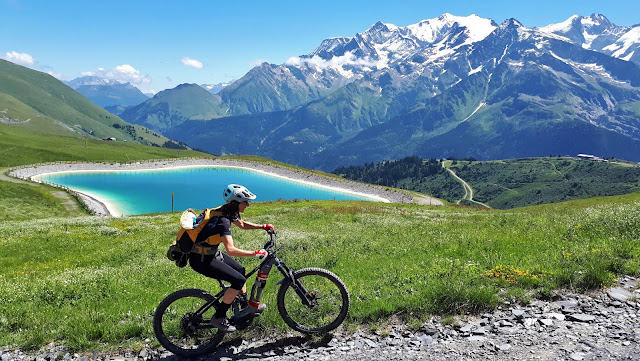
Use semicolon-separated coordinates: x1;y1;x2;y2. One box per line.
233;257;318;322
275;260;318;308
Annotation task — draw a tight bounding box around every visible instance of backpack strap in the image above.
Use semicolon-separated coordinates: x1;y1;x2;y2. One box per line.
176;206;224;243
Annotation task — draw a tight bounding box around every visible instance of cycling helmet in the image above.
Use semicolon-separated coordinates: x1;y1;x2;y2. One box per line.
223;184;257;204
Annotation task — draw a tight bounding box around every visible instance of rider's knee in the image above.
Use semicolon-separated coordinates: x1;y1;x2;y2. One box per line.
229;276;246;290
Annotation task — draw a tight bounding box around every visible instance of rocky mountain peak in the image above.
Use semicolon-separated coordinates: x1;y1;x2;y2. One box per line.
539;13;640;63
584;13;615;29
500;18;525;30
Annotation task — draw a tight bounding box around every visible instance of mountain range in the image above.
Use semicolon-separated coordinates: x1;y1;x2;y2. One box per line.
540;14;640;64
64;76;150;115
4;13;640;171
112;13;640;170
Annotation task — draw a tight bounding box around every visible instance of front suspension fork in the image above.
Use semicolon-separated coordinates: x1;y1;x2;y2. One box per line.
275;261;316;308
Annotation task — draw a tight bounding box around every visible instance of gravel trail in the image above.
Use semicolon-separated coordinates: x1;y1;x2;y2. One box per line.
3;276;637;361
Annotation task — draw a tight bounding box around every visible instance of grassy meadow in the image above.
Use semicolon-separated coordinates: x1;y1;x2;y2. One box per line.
0;124;205;168
1;195;639;352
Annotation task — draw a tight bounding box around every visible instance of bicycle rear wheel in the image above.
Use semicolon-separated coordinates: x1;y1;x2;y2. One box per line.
277;267;350;334
153;288;224;357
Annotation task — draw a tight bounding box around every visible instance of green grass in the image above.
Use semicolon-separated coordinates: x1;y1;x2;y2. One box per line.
1;196;639;352
0;176;84;220
452;158;640;209
336;156;640;209
0;124;207;168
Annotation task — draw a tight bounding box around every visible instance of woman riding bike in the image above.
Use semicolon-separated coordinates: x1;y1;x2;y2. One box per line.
156;186;351;357
186;184;274;332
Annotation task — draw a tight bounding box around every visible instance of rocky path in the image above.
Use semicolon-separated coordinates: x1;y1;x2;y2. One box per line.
3;276;638;361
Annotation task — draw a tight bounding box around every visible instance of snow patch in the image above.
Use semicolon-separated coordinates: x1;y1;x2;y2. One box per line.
407;13;496;44
468;64;483;75
462;102;486;122
604;43;622;52
608;27;640;58
539;15;580;34
621;51;635;61
582;31;597;49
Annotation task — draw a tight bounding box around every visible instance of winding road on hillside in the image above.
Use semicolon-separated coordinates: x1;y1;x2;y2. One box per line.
444;167;491;208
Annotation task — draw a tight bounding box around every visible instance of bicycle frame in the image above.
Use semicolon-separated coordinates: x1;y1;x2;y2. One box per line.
240;231;317;315
189;231;316;328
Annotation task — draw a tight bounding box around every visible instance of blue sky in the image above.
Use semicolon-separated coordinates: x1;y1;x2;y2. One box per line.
1;0;638;94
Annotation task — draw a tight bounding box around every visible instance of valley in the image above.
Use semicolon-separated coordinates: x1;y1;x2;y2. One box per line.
333;156;640;209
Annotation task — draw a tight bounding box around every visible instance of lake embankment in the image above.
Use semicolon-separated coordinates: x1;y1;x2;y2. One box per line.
8;158;440;216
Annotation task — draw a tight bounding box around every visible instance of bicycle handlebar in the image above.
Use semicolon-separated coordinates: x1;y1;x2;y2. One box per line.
264;230;278;251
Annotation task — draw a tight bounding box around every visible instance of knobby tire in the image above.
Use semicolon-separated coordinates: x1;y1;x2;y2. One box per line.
276;267;350;334
153;288;224;357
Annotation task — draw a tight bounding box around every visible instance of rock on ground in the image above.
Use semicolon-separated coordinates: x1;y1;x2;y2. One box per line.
2;276;638;361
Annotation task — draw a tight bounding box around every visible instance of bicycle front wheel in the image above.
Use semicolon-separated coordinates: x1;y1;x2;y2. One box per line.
153;288;224;357
277;267;350;334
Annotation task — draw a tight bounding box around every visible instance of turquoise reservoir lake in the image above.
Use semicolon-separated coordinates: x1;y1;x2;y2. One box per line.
35;166;384;216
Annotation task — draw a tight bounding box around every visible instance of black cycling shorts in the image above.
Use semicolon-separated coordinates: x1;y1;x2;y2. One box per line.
189;252;246;290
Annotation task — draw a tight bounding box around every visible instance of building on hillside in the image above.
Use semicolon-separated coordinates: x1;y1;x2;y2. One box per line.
577;153;607;162
102;137;116;141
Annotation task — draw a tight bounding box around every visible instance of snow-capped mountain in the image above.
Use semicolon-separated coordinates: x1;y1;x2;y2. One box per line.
200;81;234;94
211;14;499;116
309;13;497;66
139;14;640;169
539;14;640;64
312;18;640;168
65;75;149;109
295;14;499;92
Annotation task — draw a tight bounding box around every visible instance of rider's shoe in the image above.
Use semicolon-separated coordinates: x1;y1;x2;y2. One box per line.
231;303;267;321
210;317;236;332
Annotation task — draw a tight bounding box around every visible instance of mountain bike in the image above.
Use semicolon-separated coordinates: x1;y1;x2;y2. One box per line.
153;230;350;357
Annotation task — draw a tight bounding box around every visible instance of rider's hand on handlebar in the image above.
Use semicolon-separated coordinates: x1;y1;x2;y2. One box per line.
254;249;268;259
261;224;275;231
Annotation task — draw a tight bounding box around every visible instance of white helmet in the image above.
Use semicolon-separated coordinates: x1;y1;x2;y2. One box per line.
223;184;257;204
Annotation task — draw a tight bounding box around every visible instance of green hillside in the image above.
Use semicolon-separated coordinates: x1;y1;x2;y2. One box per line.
0;124;204;168
334;156;640;208
452;157;640;208
119;83;227;132
0;59;167;144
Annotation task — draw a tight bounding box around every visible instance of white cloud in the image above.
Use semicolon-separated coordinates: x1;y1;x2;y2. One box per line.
249;58;269;68
46;70;63;79
4;51;36;66
181;57;203;69
285;51;376;70
81;64;151;84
